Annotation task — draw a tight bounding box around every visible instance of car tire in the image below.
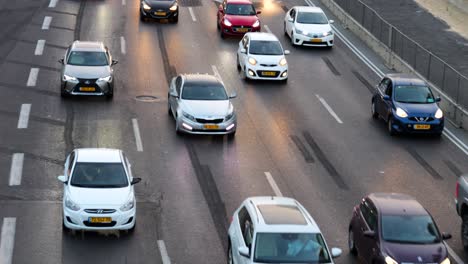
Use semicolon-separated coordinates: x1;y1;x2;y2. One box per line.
227;131;236;140
172;16;178;23
284;23;287;37
244;67;250;82
140;12;146;22
237;56;241;71
168;102;172;116
175;119;182;135
61;89;68;98
388;116;396;136
291;32;296;46
106;91;114;100
217;20;220;30
227;240;233;264
221;31;225;39
462;214;468;250
371;101;378;119
348;227;357;255
281;78;288;84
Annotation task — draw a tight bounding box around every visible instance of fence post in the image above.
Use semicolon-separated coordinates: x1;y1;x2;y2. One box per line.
361;3;365;25
442;64;447;92
427;53;432;80
388;25;392;49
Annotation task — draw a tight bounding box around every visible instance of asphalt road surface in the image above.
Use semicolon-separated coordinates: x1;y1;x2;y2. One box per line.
0;0;467;263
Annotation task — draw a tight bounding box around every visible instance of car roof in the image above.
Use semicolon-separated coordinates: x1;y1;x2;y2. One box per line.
70;41;106;52
226;0;253;4
246;196;321;233
182;74;223;86
75;148;123;163
247;32;279;41
294;6;324;13
386;74;427;86
368;193;429;216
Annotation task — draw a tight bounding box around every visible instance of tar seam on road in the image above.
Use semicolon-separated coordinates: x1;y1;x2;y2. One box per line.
322;57;341;76
444;159;462;177
0;109;64;126
0;217;16;264
13;38;69;50
42;16;52;30
17;104;31;129
290;135;315;163
265;172;284;197
132;118;144;152
405;147;443;180
34;40;45;55
26;68;39;86
302;131;349;190
351;69;376;93
0;82;58;97
74;0;86;40
9;154;24;186
186;142;229;255
156;27;177;84
5;59;60;72
157;240;171;264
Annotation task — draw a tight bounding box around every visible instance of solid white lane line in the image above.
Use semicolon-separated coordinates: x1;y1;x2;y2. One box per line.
41;16;52;30
9;154;24;186
132;119;143;152
315;94;343;124
34;40;45;55
120;36;126;55
17;104;31;129
264;24;272;33
48;0;58;8
0;217;16;264
444;129;468;155
445;242;465;264
211;65;222;80
27;68;39;87
188;7;197;22
265;172;283;197
157;240;171;264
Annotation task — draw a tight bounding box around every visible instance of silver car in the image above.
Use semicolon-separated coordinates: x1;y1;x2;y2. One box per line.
59;41;118;99
168;74;237;137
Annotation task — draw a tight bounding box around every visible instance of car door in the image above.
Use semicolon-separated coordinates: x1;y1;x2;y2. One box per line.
285;8;295;36
238;35;249;69
234;206;254;264
356;199;378;264
381;80;394;122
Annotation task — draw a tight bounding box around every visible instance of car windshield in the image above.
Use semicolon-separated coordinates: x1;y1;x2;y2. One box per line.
249;40;283;55
67;51;109;66
181;84;228;100
382;215;441;244
254;233;331;263
70;162;128;188
296;12;328;24
226;4;256;15
394;85;435;103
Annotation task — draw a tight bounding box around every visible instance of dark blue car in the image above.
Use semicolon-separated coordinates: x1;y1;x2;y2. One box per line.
371;74;444;136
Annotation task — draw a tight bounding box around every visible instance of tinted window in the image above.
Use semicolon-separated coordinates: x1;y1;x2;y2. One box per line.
226;4;256;15
67;152;75;176
67;51;109;66
239;207;254;248
249;40;283;55
360;201;377;231
296;12;328;24
382;215;441;244
394;85;435;104
70;162;129;188
254;233;331;263
181;84;228;100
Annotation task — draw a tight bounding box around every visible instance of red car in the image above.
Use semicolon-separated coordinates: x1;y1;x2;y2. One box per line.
217;0;261;38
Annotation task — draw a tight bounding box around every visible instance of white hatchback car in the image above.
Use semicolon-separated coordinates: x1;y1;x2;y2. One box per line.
228;196;342;264
237;32;289;81
284;6;334;47
58;148;141;232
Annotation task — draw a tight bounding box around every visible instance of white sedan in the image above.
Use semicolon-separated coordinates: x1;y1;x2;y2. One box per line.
284;6;334;47
58;148;141;232
237;32;289;81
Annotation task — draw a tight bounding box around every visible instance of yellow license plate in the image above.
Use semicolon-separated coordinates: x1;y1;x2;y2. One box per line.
89;217;112;223
80;87;95;92
204;124;219;130
414;124;431;130
311;38;322;43
155;11;166;16
237;28;248;33
261;71;276;76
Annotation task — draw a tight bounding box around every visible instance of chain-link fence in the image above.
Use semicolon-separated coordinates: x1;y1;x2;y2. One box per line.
332;0;468;110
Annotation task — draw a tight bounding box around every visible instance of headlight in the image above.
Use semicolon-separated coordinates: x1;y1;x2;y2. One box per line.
435;108;443;119
169;3;178;11
395;107;408;118
225;110;234;121
120;196;135;211
63;74;77;82
323;30;333;36
142;1;151;10
440;257;451;264
296;29;307;35
65;196;80;211
279;57;287;66
248;57;257;65
385;256;398;264
252;20;260;27
97;75;112;82
223;18;232;27
182;111;196;121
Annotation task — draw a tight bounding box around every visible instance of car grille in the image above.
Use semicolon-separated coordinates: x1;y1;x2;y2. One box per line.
256;70;280;78
409;116;434;122
303;40;328;45
260;64;277;67
83;221;117;227
84;209;116;214
195;118;224;124
73;78;102;93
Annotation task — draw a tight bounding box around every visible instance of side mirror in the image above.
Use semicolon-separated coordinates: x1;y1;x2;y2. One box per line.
111;60;118;66
229;92;237;99
238;246;250;258
57;175;67;183
284;50;290;55
218;6;224;14
363;230;375;238
131;178;142;185
435;97;441;102
287;18;294;22
383;95;390;101
442;232;452;240
169;91;179;98
58;58;64;64
240;48;247;54
331;247;342;258
256;10;261;15
329;20;335;24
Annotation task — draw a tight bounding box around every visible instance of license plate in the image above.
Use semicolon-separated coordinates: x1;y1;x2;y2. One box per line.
89;217;112;223
155;11;166;16
236;28;248;33
80;87;95;92
261;71;276;76
204;124;219;130
414;124;431;130
311;38;322;43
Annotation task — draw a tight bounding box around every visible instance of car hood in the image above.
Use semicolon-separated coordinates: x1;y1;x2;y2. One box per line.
181;100;231;117
295;23;331;34
68;186;131;206
394;101;439;116
146;0;176;8
383;241;447;263
224;14;258;26
64;65;111;79
250;54;284;65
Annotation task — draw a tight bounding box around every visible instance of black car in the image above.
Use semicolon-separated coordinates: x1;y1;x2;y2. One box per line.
348;193;452;264
140;0;179;23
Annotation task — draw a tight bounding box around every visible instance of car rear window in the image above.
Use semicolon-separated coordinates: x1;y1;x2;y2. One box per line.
71;162;128;188
67;51;109;66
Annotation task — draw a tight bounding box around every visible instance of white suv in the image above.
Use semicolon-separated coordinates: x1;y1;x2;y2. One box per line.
228;196;342;264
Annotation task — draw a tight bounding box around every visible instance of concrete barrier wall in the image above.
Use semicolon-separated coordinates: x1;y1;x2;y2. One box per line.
319;0;468;130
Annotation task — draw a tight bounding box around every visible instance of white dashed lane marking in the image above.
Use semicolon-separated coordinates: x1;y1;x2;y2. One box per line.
0;217;16;264
157;240;171;264
188;7;197;22
34;40;45;56
17;104;31;129
48;0;58;8
27;68;39;87
132;118;143;152
122;0;126;5
9;153;24;186
120;36;126;55
264;24;272;33
265;172;283;197
41;16;52;30
315;94;343;124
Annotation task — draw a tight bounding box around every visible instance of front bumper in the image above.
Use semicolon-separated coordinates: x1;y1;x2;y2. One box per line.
177;115;237;135
293;32;334;47
391;116;444;134
63;206;136;231
221;24;261;36
141;6;178;19
61;78;113;96
245;64;288;81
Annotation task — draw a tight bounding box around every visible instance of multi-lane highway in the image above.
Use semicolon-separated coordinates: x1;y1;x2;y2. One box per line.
0;0;467;263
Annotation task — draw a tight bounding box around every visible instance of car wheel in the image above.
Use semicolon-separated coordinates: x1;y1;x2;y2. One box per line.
291;32;296;46
462;214;468;250
244;66;250;82
217;20;220;30
227;131;236;140
220;31;225;39
61;89;68;98
140;12;146;22
284;23;287;36
106;91;113;100
172;16;178;23
167;101;172;116
388;116;396;136
281;78;288;84
371;101;378;119
227;240;233;264
237;56;241;71
175;119;182;135
348;227;357;255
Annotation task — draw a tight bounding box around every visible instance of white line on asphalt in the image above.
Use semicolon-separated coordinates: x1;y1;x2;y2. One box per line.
122;0;126;5
34;40;45;56
211;65;222;80
445;242;465;264
132;118;143;152
0;217;16;264
9;154;24;186
157;240;171;264
265;172;283;197
120;36;126;55
264;24;272;33
315;94;343;124
41;16;52;30
48;0;58;8
444;129;468;156
17;104;31;129
188;7;197;22
27;68;39;87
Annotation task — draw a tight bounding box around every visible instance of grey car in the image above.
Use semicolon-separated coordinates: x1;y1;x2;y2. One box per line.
168;74;237;137
59;41;118;99
455;173;468;249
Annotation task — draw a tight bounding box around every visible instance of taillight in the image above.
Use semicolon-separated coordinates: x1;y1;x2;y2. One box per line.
456;182;460;198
